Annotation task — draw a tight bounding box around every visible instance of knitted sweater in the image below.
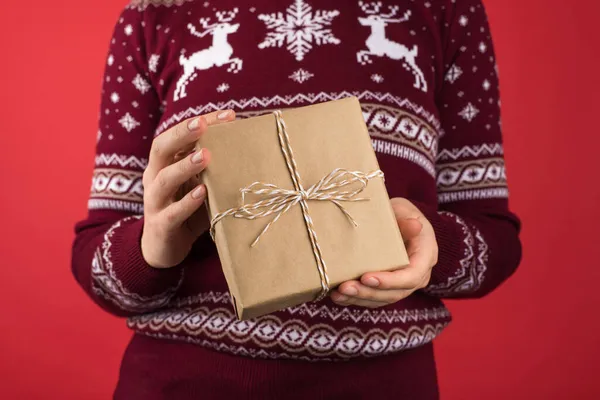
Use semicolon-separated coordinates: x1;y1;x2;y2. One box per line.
72;0;521;365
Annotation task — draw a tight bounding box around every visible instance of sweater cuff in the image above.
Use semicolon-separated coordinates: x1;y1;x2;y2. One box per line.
91;216;183;312
111;217;184;296
411;201;465;287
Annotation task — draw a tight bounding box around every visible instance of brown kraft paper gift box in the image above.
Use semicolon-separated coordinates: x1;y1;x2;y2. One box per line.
196;96;409;320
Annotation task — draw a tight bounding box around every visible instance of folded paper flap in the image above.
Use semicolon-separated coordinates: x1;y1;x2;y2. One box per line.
198;97;408;318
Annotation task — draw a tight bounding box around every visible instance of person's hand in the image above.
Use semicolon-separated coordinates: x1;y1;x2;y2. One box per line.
330;198;438;308
141;109;235;268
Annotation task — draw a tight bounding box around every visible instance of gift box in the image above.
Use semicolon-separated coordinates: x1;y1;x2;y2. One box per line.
196;96;409;320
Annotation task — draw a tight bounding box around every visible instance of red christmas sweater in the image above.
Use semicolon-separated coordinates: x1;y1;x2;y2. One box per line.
73;0;521;365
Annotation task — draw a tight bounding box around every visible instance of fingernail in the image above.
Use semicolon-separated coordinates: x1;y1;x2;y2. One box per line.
334;294;349;302
342;286;358;296
188;117;200;130
191;185;205;199
364;277;380;287
217;110;231;120
191;149;203;163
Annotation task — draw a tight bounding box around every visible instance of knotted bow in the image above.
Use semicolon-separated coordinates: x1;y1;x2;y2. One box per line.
209;109;384;301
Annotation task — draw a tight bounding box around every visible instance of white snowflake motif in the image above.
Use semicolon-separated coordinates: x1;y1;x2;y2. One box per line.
459;15;468;26
479;42;487;53
216;83;230;93
124;24;133;36
289;68;314;83
482;79;491;91
110;92;120;103
458;103;479;122
445;64;462;83
107;55;114;66
149;54;160;73
119;113;140;132
371;74;384;83
126;56;133;63
132;74;151;94
97;130;102;142
117;76;124;83
257;0;341;61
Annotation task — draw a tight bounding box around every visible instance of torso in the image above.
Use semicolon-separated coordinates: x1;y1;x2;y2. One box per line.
125;0;451;361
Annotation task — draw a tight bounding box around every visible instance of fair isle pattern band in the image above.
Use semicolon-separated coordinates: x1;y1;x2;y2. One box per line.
88;199;144;214
128;0;195;11
435;144;508;202
90;168;144;201
89;153;146;212
363;103;438;161
127;306;448;360
436;143;504;162
424;211;488;296
154;91;442;136
136;324;446;362
438;188;509;204
170;291;450;324
95;153;148;169
372;139;435;177
436;158;507;192
91;216;183;312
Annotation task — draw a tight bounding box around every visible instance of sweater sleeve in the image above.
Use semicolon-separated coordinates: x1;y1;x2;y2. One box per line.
71;6;183;317
418;0;522;298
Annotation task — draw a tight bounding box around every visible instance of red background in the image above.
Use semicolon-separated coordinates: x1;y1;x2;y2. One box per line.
1;0;599;398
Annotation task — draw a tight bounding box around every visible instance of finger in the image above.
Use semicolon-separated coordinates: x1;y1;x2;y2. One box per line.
360;252;431;291
145;116;208;182
391;198;421;219
144;109;234;182
397;218;423;241
338;280;412;303
161;183;207;228
147;149;212;208
330;290;391;308
202;109;236;126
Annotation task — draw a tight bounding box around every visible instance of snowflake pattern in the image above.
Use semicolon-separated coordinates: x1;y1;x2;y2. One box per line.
371;74;384;84
216;83;230;93
289;68;314;83
459;15;468;26
132;74;151;94
445;64;462;83
148;54;160;73
257;0;341;61
124;24;133;36
478;42;487;53
110;92;120;103
107;55;114;66
119;113;140;132
458;103;479;122
482;79;491;91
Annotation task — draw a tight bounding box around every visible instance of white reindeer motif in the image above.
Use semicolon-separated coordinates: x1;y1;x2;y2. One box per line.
357;2;427;92
174;8;243;101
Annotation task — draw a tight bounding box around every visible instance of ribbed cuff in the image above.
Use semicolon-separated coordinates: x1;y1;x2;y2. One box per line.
411;201;465;287
110;217;184;297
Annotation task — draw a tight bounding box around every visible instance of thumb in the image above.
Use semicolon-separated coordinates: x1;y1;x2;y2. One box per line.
397;218;423;241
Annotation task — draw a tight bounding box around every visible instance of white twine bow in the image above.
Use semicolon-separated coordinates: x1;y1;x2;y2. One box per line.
209;110;384;301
